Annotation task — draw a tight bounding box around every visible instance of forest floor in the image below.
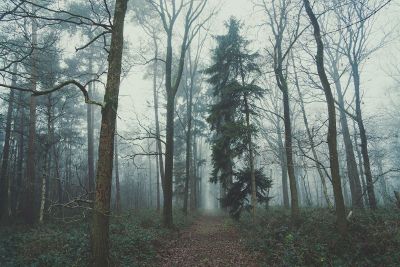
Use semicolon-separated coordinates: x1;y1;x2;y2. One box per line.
156;213;260;267
237;208;400;266
0;210;193;266
1;209;399;266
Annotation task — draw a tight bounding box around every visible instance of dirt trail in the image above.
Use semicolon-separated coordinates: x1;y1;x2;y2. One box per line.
157;215;260;267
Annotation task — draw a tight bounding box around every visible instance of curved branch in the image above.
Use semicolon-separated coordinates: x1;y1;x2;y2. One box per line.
0;80;104;107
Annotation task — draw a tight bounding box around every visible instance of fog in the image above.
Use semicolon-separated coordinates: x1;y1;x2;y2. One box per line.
1;0;400;265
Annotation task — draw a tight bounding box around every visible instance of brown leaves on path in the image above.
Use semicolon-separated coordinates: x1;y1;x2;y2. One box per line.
157;214;260;267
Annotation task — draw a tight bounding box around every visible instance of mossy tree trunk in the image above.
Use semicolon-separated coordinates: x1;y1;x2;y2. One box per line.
91;0;128;265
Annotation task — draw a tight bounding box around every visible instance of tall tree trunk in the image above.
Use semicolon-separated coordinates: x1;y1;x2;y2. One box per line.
87;48;95;201
91;0;127;265
276;116;290;208
163;92;174;227
326;56;364;208
163;23;178;227
15;91;25;213
351;63;377;209
377;158;389;205
244;95;257;218
39;155;47;223
269;2;300;221
197;138;203;209
183;76;193;215
304;0;347;235
273;37;299;220
219;114;234;209
147;137;152;208
10;135;18;216
23;17;38;225
54;142;63;218
282;88;300;222
190;133;197;211
160;0;204;226
39;96;53;223
335;80;364;208
0;65;17;221
294;158;303;206
152;36;164;212
46;96;53;218
114;126;121;213
353;120;368;205
294;70;332;208
156;146;160;211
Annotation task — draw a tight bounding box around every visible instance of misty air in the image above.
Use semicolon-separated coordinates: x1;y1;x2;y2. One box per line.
0;0;399;266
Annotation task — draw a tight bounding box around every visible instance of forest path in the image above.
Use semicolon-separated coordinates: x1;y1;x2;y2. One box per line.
156;214;260;267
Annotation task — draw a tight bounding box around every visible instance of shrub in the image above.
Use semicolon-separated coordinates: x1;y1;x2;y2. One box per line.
237;208;400;266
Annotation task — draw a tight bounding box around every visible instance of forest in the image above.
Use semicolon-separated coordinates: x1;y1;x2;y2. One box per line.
0;0;399;266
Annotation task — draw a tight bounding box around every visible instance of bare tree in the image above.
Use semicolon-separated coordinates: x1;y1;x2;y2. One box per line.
333;0;390;209
292;58;333;208
324;30;364;209
259;0;302;222
303;0;347;235
133;0;166;213
183;34;206;215
147;0;211;227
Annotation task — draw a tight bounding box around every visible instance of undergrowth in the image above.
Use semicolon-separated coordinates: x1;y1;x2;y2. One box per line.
0;209;194;267
237;208;400;266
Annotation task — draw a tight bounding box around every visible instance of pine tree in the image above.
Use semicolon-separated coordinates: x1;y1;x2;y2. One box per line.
206;18;270;218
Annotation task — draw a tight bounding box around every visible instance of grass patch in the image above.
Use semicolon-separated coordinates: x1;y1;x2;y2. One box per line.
237;208;400;266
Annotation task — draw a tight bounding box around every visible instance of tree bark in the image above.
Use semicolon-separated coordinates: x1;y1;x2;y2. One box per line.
39;96;53;223
304;0;347;235
159;0;207;227
15;91;25;214
156;147;160;211
276;116;290;208
183;76;193;215
244;94;257;218
163;92;174;227
324;41;364;209
0;65;17;221
190;132;197;211
53;139;63;218
91;0;127;265
87;47;95;201
266;0;299;220
334;71;364;209
271;25;299;221
152;36;164;212
353;120;368;205
147;137;152;208
23;17;38;225
351;62;377;209
39;157;47;223
114;125;121;213
282;88;300;222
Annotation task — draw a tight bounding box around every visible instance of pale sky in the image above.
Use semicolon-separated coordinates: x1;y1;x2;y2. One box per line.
115;0;399;133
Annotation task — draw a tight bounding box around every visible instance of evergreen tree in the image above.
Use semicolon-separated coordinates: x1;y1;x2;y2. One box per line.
206;18;270;218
